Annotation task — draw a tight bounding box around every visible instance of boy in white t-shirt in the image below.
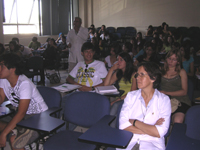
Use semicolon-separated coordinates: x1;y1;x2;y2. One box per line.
66;42;108;91
0;53;48;150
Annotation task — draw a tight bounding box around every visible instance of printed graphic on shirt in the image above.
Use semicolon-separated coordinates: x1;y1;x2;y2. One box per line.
76;67;95;86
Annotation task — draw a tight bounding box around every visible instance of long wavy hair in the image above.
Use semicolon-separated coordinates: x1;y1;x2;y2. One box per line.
162;49;182;75
116;52;136;83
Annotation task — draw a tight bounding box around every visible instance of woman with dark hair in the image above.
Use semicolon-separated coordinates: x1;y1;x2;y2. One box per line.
9;41;21;56
42;38;58;67
163;24;172;36
122;42;133;58
117;62;171;150
180;45;194;77
160;49;190;124
134;42;159;66
104;43;122;70
104;52;137;105
136;32;145;53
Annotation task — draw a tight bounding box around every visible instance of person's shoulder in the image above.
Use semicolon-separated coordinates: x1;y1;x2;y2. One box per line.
128;89;140;96
179;68;187;76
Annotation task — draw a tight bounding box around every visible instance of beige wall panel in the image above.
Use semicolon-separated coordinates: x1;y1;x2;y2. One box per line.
90;0;200;33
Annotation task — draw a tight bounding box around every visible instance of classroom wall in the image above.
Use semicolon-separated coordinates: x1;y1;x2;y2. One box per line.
79;0;200;35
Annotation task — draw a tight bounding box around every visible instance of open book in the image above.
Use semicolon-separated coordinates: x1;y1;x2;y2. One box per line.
95;85;119;95
53;83;81;93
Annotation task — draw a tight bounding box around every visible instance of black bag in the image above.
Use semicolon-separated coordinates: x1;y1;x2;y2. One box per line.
46;72;61;84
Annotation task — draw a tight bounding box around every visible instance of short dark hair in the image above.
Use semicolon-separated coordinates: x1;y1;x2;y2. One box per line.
32;37;37;42
137;62;161;89
12;37;19;44
81;42;94;52
0;53;24;75
110;43;122;55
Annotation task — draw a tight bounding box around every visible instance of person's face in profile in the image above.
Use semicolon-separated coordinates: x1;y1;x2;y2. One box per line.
117;56;126;70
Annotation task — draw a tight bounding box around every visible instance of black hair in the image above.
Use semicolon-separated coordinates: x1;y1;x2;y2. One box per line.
12;37;19;44
81;42;94;52
62;35;66;39
116;52;136;83
32;37;37;42
137;62;161;89
123;42;132;53
9;41;20;52
110;43;122;55
0;53;24;75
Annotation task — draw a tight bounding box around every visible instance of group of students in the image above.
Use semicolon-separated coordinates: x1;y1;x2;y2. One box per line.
0;21;197;150
65;28;193;149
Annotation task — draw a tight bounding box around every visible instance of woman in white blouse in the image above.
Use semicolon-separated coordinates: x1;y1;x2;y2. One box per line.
118;62;171;150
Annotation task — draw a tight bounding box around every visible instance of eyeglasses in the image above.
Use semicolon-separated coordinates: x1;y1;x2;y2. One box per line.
167;57;177;62
134;73;148;78
85;64;88;72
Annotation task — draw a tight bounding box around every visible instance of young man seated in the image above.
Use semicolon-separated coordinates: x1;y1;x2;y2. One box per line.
66;42;108;91
0;53;48;150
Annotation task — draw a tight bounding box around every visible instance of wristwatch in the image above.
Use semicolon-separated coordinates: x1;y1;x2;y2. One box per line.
133;119;137;126
92;86;95;91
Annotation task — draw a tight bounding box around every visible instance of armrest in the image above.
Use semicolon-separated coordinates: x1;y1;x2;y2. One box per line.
166;123;200;150
43;107;62;116
78;115;133;149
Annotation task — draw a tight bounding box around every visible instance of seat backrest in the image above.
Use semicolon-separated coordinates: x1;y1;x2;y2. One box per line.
64;92;110;128
26;56;44;70
125;27;136;37
185;105;200;140
107;27;116;34
116;27;126;36
37;86;61;108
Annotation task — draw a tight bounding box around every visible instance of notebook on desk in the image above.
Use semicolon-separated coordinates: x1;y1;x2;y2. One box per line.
53;83;81;93
95;85;119;95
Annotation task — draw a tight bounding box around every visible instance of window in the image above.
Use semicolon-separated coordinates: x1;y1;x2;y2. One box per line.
3;0;40;34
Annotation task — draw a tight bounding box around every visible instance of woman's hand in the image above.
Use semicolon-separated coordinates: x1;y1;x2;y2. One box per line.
110;62;119;71
155;118;165;125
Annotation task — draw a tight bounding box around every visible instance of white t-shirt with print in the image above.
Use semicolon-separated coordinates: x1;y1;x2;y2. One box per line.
69;60;108;87
0;75;48;114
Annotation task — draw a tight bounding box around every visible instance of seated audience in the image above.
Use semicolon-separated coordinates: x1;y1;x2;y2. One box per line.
66;42;108;92
12;37;33;59
0;53;48;149
55;32;64;45
122;42;133;58
162;24;172;36
91;37;101;60
180;45;194;77
88;28;95;41
136;32;145;53
117;62;170;150
104;43;121;70
160;49;191;124
42;38;58;68
104;52;137;105
134;42;159;66
28;37;41;50
146;25;154;36
8;41;21;56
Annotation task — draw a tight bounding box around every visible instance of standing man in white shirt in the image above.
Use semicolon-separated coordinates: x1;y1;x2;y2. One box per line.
66;17;88;72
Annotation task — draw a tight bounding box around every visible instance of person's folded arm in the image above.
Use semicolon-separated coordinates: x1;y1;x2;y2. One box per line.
134;95;171;138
